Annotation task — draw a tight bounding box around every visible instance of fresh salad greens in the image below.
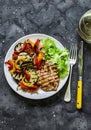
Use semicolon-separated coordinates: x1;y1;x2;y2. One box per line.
42;38;69;78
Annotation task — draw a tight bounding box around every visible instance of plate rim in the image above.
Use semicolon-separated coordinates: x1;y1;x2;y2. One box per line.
4;33;69;99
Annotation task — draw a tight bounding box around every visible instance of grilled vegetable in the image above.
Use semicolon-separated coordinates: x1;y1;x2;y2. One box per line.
12;52;18;60
23;69;31;81
14;41;27;54
14;43;23;52
24;69;38;84
25;43;34;54
18;52;31;61
5;60;15;74
37;52;43;67
18;81;39;93
27;39;34;48
34;39;40;54
17;68;38;91
20;61;34;69
12;72;23;81
33;52;43;68
15;57;25;70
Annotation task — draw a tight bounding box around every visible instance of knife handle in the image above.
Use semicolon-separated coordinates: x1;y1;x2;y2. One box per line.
76;80;82;109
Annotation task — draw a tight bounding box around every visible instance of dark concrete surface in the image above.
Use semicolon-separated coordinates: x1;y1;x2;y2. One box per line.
0;0;91;130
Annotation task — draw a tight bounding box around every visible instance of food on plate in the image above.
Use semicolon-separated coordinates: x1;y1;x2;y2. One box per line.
5;38;69;93
42;38;69;78
37;60;59;91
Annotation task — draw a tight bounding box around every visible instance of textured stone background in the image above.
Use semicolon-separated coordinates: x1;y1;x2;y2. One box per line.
0;0;91;130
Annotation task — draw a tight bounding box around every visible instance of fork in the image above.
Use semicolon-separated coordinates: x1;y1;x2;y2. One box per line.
64;44;77;102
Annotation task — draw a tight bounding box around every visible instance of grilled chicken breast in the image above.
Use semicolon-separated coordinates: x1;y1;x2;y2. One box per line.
36;60;59;91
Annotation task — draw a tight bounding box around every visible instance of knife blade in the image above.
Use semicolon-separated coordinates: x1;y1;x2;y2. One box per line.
76;41;83;109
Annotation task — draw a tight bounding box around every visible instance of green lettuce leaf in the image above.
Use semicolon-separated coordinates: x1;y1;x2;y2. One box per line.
42;38;69;78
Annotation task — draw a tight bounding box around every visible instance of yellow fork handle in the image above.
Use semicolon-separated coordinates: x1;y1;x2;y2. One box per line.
76;80;82;109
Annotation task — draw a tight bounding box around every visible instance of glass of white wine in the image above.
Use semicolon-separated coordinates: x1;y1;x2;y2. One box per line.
78;10;91;44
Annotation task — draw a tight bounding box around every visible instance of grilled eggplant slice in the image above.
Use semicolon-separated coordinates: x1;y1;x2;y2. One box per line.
20;61;34;69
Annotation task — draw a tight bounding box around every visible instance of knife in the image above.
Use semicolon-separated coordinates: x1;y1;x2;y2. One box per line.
76;41;83;109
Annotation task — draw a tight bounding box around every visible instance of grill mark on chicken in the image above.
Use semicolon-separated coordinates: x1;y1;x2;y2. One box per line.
37;69;58;75
38;72;58;81
37;76;59;84
38;78;59;87
41;84;58;91
36;60;59;91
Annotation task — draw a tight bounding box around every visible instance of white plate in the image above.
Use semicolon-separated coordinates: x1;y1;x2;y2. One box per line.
4;34;69;99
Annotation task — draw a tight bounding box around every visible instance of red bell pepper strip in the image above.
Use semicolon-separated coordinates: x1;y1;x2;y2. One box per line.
36;60;42;68
19;81;39;90
37;52;43;67
12;52;18;60
5;60;13;70
23;70;31;81
35;39;40;47
8;65;13;70
34;39;40;54
19;82;27;89
27;39;34;48
25;43;34;54
33;52;43;68
15;69;22;73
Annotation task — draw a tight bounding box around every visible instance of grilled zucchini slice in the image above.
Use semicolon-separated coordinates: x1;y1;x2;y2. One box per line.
12;72;23;81
24;69;38;84
14;43;23;51
18;52;31;61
